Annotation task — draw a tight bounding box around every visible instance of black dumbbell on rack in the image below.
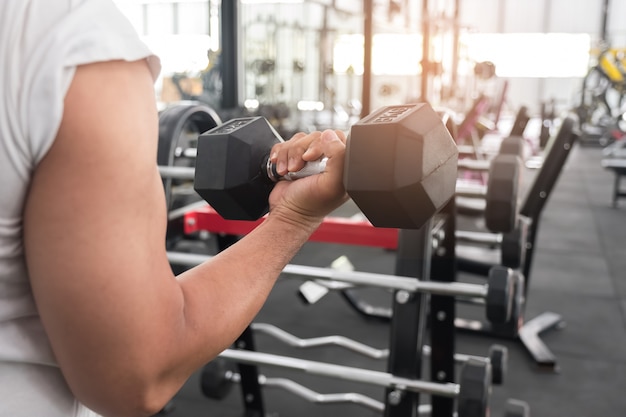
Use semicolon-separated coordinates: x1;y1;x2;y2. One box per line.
199;349;492;417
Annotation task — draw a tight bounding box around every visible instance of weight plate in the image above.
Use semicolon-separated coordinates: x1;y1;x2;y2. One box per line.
158;102;222;211
200;358;236;400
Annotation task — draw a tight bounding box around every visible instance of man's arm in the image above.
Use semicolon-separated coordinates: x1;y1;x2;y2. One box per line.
23;59;346;417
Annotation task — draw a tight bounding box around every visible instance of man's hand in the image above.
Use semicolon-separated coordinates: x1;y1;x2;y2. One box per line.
268;129;349;225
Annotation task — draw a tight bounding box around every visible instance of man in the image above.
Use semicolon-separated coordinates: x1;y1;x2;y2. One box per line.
0;1;348;416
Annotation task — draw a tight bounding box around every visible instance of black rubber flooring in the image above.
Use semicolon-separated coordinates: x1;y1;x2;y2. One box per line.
163;142;626;417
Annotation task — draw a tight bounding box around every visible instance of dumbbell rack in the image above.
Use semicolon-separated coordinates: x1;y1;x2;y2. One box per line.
455;115;579;372
384;220;433;416
429;201;457;416
168;203;488;417
213;219;442;417
157;101;533;417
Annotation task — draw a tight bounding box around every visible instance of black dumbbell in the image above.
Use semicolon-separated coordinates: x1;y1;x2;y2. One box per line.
458;359;492;417
500;218;529;269
291;255;516;324
491;271;526;337
456;153;522;233
202;350;491;417
484;154;521;234
485;265;516;323
498;136;525;158
453;265;517;324
488;344;508;385
193;104;459;229
201;344;506;394
201;358;495;416
422;343;507;385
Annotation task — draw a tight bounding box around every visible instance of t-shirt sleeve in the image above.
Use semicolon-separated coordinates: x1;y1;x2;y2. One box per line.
22;0;161;166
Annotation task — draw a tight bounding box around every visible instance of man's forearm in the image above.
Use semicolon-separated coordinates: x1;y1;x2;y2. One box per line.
169;213;321;375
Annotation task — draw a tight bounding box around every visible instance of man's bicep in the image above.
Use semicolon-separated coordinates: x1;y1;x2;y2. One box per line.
23;59;176;395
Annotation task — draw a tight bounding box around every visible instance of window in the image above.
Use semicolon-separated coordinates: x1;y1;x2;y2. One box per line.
462;33;591;78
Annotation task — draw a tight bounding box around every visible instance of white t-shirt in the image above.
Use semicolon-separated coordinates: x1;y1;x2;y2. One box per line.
0;1;160;415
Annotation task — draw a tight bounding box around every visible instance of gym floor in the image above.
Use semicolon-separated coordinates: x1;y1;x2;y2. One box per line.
163;140;626;417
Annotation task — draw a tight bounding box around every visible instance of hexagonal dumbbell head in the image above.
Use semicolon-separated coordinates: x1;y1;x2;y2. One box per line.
499;136;525;158
485;265;515;324
485;154;521;233
194;117;281;220
500;219;528;269
194;104;458;228
488;344;508;385
458;359;492;417
345;103;458;229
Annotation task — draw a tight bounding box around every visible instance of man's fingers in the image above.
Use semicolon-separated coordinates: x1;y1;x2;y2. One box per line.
271;131;322;174
268;129;346;176
302;129;344;161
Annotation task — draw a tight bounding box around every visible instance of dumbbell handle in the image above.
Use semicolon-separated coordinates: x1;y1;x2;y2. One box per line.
267;157;328;182
157;161;329;183
157;152;329;185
